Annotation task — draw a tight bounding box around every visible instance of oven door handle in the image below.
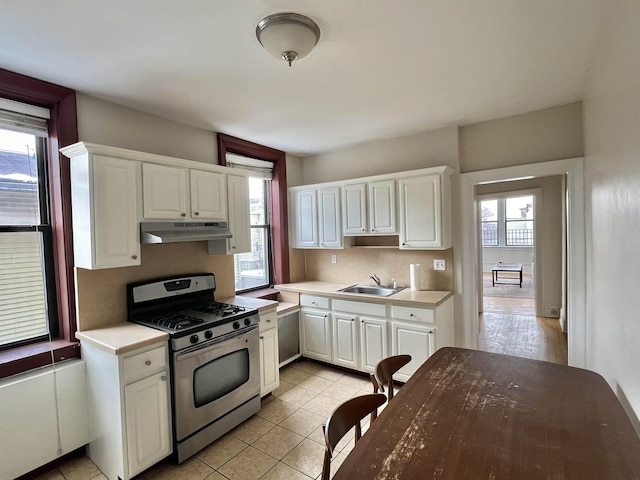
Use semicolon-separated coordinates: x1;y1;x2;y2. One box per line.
174;325;257;362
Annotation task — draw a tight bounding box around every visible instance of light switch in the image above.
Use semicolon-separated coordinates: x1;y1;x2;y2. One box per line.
434;259;446;271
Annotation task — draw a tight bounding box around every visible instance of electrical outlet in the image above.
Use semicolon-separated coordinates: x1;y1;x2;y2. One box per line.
434;259;446;271
331;255;337;264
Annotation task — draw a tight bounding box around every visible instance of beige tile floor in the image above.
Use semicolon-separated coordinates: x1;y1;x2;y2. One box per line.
35;361;376;480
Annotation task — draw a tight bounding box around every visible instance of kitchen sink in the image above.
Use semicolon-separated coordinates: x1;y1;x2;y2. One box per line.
338;284;405;296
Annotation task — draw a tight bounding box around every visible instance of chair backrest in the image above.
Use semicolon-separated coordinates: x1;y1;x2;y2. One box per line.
371;354;412;400
321;393;386;480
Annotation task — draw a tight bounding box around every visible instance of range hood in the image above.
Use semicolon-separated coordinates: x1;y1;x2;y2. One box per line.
140;222;232;244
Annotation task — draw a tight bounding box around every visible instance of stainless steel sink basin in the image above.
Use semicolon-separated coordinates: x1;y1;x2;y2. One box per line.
338;284;404;296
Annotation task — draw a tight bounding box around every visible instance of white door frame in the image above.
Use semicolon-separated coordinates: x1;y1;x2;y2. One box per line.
459;157;586;368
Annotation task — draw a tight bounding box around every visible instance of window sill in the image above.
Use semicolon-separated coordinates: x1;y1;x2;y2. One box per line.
238;288;280;301
0;340;80;380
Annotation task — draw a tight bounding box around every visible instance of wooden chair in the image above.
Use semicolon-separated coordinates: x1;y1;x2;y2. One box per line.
370;354;412;419
321;393;386;480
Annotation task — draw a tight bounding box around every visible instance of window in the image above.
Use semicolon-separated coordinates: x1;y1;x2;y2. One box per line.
0;112;58;349
235;177;271;291
481;195;534;247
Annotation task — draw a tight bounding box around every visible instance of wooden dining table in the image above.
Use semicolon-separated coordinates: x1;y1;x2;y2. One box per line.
333;347;640;479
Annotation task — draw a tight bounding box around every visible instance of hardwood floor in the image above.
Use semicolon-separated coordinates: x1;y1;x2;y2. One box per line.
479;296;568;365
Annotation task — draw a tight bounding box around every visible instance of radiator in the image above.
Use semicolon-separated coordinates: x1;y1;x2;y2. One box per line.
0;359;89;479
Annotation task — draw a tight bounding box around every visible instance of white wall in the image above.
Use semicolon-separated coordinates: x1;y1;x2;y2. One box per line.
459;102;583;172
583;1;640;431
302;125;459;184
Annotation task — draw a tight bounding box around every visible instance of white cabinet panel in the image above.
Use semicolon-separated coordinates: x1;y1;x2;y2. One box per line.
227;175;251;253
124;371;172;476
391;321;435;382
332;313;359;369
259;327;279;396
190;169;226;220
142;163;188;220
318;187;342;248
368;180;396;234
301;309;332;361
294;189;318;248
342;183;367;235
359;316;388;374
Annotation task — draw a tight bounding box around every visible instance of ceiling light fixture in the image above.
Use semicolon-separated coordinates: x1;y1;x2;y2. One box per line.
256;12;320;67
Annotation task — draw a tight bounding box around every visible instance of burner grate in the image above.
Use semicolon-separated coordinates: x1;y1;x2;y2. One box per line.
149;313;204;330
195;302;247;317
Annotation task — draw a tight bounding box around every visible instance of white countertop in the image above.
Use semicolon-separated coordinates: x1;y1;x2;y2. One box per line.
275;281;452;307
76;323;169;355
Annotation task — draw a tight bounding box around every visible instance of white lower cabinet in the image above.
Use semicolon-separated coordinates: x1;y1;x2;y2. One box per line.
359;316;389;373
82;341;172;480
332;313;359;369
301;309;332;362
390;321;436;382
259;308;280;396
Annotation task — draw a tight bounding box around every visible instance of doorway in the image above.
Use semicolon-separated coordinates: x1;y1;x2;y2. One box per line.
459;157;586;368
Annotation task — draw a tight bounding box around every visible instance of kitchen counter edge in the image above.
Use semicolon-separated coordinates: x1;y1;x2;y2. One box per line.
275;281;453;307
76;323;169;355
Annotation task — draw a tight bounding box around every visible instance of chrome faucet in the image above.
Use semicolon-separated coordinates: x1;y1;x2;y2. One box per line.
370;274;381;286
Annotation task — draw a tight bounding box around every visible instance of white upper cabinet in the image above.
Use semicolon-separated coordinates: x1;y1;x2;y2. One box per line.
190;169;226;220
293;189;318;248
317;187;342;248
399;171;452;249
210;175;251;254
68;153;141;269
142;163;227;221
342;183;368;235
368;180;396;234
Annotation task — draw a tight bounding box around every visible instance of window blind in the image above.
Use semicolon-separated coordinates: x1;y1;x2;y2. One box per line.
226;153;273;180
0;98;49;137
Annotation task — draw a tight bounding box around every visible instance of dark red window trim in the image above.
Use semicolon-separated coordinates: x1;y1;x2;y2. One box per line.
217;133;290;286
0;69;78;379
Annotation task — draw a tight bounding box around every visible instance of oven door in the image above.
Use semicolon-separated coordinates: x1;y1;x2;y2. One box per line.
173;325;260;441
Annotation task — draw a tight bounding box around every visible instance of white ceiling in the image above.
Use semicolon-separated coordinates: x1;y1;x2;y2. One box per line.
0;1;606;157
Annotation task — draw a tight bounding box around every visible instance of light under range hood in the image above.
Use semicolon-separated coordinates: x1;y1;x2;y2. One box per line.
140;222;232;244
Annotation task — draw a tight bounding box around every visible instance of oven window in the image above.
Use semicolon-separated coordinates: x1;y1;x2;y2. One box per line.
193;348;250;407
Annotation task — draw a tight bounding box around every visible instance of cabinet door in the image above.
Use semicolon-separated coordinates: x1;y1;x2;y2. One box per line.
390;321;435;382
359;316;388;374
92;155;140;268
142;163;188;219
190;169;226;220
124;371;171;477
342;183;367;235
332;313;358;369
318;187;342;248
301;309;331;361
369;180;396;234
227;175;251;253
399;174;442;249
294;189;318;248
259;328;280;396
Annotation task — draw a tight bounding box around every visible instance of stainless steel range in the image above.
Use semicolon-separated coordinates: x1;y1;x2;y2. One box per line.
127;273;260;463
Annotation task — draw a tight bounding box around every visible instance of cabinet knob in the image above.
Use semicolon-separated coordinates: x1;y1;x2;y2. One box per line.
428;330;434;334
361;320;364;323
361;228;365;232
260;336;264;340
267;319;271;323
161;375;167;381
131;255;138;260
181;212;186;217
145;360;152;366
321;243;325;246
194;211;200;216
402;243;406;246
312;301;317;305
351;318;355;322
409;313;415;317
232;245;236;249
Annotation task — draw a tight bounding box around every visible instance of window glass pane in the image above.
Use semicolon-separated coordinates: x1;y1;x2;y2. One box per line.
234;227;269;290
249;177;266;225
506;195;534;220
481;200;498;246
505;196;534;246
0;231;48;346
506;220;534;245
0;129;40;225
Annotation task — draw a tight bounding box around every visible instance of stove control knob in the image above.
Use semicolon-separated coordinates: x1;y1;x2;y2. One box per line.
190;334;199;344
204;330;213;339
244;318;251;326
233;321;240;330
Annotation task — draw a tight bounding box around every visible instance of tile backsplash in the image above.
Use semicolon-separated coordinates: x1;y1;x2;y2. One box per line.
302;247;454;291
75;242;234;331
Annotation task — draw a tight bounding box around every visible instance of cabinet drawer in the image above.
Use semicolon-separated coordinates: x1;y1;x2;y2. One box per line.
391;305;435;324
300;294;330;310
123;345;167;383
259;308;277;333
332;299;386;317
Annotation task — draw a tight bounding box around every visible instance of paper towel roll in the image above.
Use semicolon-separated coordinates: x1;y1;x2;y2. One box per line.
410;264;421;291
